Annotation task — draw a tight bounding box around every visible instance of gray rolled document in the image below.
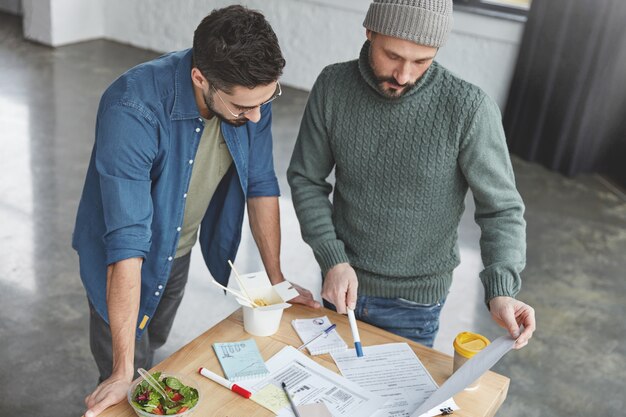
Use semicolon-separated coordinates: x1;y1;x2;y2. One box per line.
411;335;516;417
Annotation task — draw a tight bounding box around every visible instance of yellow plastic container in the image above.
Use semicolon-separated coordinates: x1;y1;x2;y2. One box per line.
452;332;490;391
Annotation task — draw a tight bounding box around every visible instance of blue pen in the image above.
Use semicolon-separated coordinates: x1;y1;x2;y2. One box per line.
297;324;337;351
347;309;364;357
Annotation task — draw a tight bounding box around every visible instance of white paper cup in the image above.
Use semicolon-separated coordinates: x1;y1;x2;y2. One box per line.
242;305;286;336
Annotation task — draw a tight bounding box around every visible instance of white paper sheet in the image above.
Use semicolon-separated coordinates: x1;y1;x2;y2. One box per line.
297;402;334;417
239;346;386;417
292;316;347;355
331;343;458;417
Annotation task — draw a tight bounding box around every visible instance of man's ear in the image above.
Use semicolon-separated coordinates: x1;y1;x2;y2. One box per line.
366;29;374;41
190;68;207;89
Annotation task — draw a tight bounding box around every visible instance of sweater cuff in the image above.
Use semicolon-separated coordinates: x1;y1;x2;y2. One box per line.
480;267;522;305
314;240;351;275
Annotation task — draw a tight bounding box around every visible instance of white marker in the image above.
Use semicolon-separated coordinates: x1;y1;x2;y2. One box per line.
347;309;364;357
198;367;251;398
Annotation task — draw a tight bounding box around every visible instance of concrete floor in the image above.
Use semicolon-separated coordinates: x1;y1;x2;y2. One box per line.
1;12;625;417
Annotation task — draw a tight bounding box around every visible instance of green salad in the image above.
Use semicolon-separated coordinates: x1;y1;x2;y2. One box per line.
131;372;199;415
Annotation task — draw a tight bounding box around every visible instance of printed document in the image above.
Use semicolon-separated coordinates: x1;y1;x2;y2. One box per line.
239;346;385;417
331;343;458;417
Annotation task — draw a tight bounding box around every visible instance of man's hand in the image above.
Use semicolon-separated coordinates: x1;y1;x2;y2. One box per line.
322;263;358;314
268;275;321;309
489;296;536;349
84;372;133;417
289;282;322;309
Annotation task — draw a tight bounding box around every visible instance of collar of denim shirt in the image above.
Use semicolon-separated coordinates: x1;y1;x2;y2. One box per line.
171;49;201;121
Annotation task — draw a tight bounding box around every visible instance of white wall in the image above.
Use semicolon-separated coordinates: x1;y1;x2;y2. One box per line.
439;11;523;108
22;0;52;45
103;0;368;97
22;0;524;108
103;0;523;108
49;0;104;46
23;0;104;47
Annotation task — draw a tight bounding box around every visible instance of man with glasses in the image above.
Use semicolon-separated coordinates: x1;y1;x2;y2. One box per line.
212;82;282;121
74;6;319;417
288;0;535;350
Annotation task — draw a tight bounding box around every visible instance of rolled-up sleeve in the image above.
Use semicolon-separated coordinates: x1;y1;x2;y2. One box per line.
95;102;158;265
247;103;280;198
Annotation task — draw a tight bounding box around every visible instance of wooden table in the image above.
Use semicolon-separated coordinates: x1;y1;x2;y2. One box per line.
101;305;509;417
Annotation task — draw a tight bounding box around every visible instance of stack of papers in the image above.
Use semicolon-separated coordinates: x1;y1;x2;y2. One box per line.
240;346;386;417
224;320;514;416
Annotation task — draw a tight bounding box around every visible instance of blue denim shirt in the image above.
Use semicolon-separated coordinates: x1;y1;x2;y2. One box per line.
72;49;280;338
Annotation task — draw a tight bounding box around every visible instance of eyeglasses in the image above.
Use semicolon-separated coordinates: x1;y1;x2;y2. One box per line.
211;82;282;119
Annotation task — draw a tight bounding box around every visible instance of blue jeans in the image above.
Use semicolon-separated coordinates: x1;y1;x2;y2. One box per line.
324;295;446;348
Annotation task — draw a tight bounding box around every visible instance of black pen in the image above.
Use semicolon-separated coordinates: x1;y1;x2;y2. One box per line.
281;381;302;417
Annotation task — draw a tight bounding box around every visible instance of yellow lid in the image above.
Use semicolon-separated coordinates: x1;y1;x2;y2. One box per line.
453;332;490;359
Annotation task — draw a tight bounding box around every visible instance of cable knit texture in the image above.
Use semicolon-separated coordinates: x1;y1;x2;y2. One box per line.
287;41;526;305
363;0;453;47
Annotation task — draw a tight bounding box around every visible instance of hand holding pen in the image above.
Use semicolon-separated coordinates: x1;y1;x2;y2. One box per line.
347;309;364;357
320;263;363;356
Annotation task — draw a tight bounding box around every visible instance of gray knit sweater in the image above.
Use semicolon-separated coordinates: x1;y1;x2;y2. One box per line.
287;42;526;304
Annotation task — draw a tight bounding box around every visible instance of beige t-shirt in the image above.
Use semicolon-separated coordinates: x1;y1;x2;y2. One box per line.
175;116;232;258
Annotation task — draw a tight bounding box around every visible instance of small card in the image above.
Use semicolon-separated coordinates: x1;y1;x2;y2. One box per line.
292;316;347;355
213;339;269;382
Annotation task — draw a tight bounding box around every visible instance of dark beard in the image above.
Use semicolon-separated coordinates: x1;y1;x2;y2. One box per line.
203;92;248;127
374;75;415;98
368;50;416;98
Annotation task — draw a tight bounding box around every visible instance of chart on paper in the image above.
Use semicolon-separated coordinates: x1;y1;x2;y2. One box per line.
240;346;386;417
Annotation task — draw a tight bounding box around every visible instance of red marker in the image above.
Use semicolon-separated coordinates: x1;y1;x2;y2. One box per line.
198;367;252;399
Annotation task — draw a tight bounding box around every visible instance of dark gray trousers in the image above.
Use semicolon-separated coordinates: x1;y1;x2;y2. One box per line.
88;252;191;382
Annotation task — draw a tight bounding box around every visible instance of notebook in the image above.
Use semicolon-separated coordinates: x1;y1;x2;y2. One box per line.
212;339;270;382
292;316;348;355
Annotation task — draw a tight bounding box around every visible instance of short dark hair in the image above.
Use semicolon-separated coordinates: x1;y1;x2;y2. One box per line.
193;5;286;93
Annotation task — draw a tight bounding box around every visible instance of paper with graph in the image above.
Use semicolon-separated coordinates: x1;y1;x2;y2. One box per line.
240;346;385;417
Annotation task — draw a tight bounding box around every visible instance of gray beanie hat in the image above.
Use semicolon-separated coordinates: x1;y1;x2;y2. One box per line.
363;0;453;47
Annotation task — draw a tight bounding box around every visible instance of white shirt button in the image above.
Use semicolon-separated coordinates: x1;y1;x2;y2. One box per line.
198;118;203;122
189;159;193;164
167;256;173;261
155;291;160;296
158;285;163;290
195;127;201;133
183;193;187;198
176;227;181;232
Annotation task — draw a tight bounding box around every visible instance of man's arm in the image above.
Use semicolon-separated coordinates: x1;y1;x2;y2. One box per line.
247;196;320;308
286;69;357;313
84;258;142;417
84;103;157;415
459;94;536;348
